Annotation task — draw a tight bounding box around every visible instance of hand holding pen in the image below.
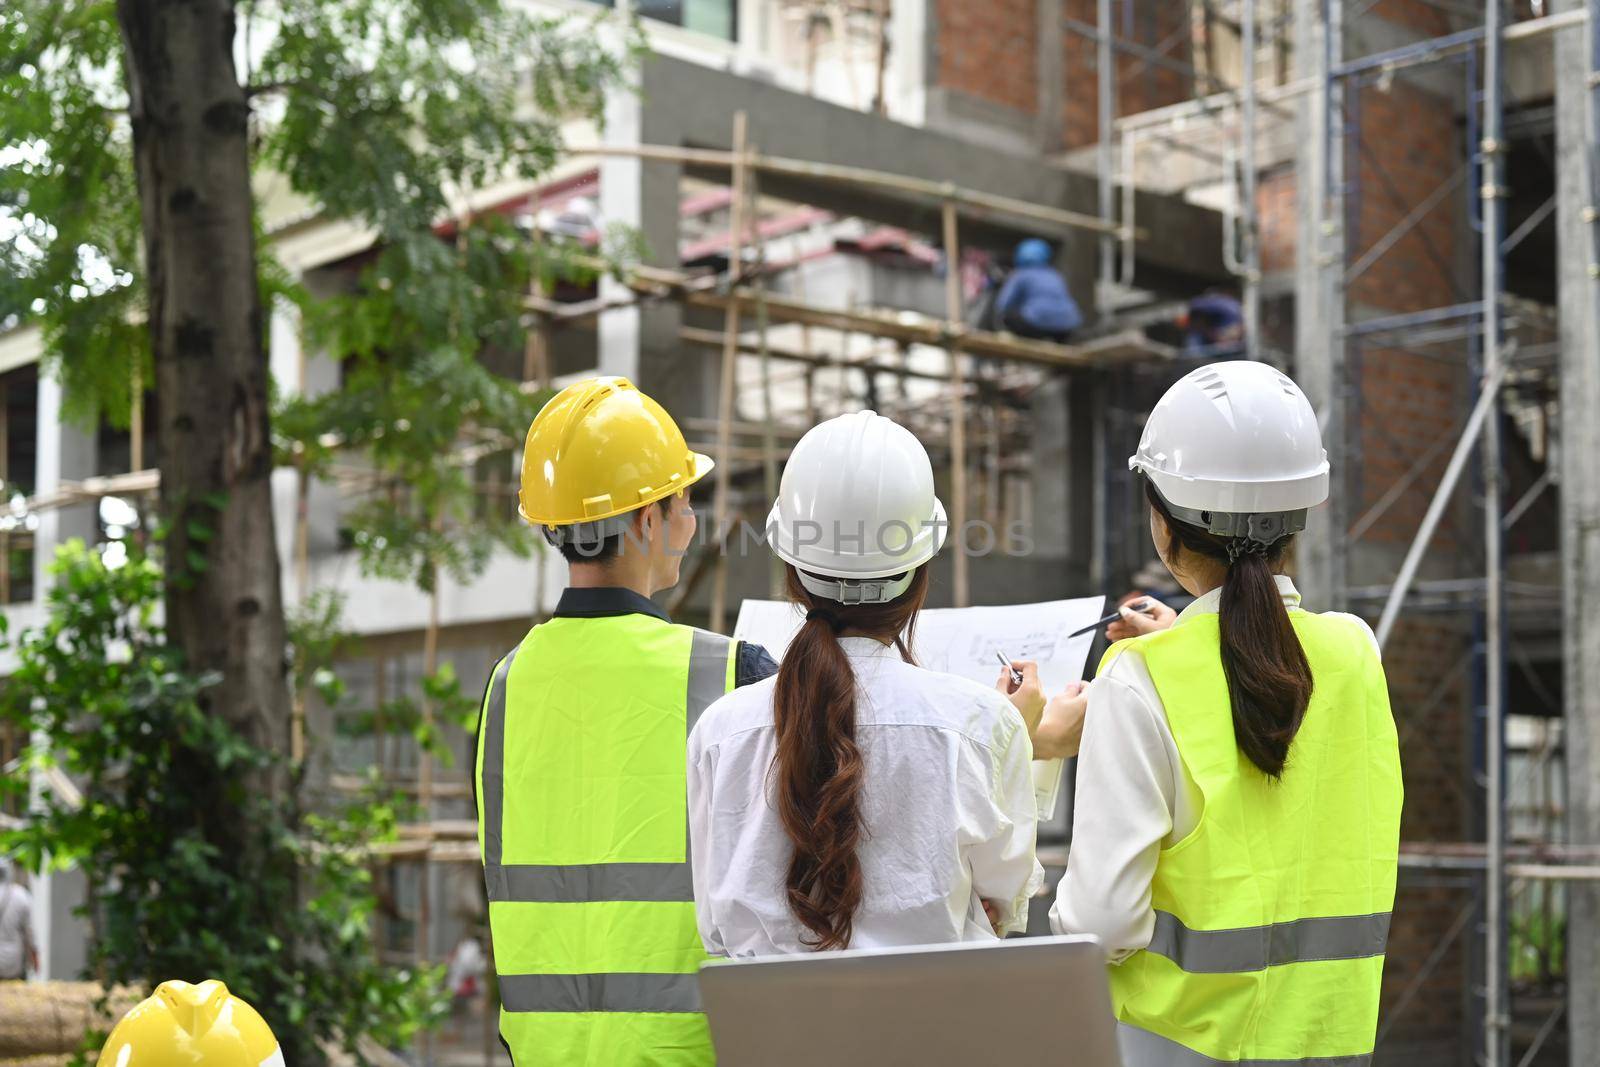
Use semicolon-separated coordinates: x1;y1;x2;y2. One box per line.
1104;595;1177;641
993;653;1044;736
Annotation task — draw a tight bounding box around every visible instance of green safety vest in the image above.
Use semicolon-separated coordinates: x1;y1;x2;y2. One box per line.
1099;611;1403;1066
474;613;738;1066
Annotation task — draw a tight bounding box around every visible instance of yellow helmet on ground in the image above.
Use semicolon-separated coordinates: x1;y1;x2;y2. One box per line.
519;376;713;544
96;980;284;1067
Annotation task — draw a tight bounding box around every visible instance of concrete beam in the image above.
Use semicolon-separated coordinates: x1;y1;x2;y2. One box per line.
637;53;1226;285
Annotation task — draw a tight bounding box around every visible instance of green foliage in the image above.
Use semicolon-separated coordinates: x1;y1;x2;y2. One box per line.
1511;906;1565;984
291;589;477;765
4;0;633;583
0;543;448;1065
0;3;146;427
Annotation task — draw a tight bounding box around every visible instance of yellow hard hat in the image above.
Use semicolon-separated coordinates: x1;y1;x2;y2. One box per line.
96;980;284;1067
519;376;713;529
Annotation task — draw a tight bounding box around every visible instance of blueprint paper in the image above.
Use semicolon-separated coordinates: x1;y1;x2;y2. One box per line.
732;595;1107;820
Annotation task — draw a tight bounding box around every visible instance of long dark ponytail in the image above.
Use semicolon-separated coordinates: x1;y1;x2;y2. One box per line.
1146;482;1312;778
771;563;929;950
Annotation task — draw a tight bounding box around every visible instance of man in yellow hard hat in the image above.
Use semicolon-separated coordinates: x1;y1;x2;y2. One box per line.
97;979;284;1066
474;376;776;1066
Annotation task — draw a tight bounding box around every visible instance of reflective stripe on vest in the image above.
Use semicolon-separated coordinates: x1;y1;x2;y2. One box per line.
1101;610;1402;1065
1119;1025;1374;1067
1146;909;1391;974
499;972;702;1014
473;620;736;1036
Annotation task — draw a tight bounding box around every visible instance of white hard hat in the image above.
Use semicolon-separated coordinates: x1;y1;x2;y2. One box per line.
766;410;947;604
1131;361;1329;536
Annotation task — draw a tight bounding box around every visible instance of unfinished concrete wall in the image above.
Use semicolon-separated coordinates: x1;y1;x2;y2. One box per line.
925;0;1042;152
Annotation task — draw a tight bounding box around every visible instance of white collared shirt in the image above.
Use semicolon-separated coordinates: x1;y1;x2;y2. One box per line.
1048;576;1379;960
689;636;1045;957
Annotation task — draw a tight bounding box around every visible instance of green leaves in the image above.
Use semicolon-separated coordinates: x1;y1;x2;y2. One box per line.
0;543;450;1064
0;2;144;427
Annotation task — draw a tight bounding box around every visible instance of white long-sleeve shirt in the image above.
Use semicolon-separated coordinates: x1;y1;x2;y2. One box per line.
1049;576;1380;961
688;636;1045;956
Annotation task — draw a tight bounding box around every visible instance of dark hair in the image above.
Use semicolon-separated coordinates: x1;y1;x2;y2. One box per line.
771;563;929;950
1146;482;1312;778
555;500;664;565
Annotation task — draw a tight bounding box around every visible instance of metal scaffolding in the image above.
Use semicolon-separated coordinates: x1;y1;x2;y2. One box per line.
1089;1;1598;1063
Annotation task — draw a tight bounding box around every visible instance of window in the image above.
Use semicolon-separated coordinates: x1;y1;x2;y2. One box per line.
587;0;737;42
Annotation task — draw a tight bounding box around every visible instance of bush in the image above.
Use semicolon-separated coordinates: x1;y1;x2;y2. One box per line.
0;542;447;1065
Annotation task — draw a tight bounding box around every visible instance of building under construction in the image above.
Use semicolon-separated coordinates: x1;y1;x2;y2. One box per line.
1;1;1597;1064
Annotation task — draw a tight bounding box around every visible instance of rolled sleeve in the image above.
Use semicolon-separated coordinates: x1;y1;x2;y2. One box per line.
1049;671;1174;961
966;718;1045;937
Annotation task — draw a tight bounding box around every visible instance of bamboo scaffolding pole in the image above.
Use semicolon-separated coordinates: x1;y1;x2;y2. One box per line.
621;266;1171;367
871;0;890;114
942;200;969;608
291;316;312;764
292;459;310;764
570;144;1137;240
710;111;751;634
678;327;952;382
520;255;1172;368
130;362;143;475
746;163;785;598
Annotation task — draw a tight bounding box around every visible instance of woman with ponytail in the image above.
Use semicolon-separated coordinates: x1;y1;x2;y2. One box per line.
687;411;1045;956
1050;362;1403;1066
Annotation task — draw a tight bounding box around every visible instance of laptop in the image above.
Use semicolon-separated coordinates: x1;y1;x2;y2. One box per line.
698;935;1121;1066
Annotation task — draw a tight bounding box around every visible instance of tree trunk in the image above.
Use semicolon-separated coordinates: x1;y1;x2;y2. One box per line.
116;0;291;792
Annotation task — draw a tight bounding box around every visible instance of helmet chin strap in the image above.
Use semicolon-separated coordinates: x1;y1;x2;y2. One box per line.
797;568;916;605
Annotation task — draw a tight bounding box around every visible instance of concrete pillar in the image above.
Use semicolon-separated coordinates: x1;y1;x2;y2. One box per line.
1292;0;1345;612
597;60;696;416
1554;2;1600;1061
1029;374;1073;561
269;302;305;602
1034;0;1063;154
28;370;95;980
888;0;930;126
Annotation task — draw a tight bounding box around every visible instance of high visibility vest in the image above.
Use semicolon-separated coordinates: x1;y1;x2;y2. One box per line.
1100;611;1402;1066
474;613;738;1066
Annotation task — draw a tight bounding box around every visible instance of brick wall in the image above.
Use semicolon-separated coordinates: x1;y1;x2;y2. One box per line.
1354;349;1467;549
935;0;1040;116
1346;79;1465;549
1347;82;1461;315
1373;618;1477;1060
1258;165;1297;274
1062;0;1192;148
928;0;1195;147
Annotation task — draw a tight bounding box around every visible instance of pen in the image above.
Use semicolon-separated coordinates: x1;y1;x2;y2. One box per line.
995;650;1024;688
1068;598;1153;639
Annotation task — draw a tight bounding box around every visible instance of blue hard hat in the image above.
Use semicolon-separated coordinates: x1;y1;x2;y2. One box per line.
1015;238;1053;266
